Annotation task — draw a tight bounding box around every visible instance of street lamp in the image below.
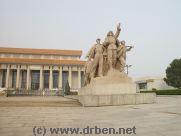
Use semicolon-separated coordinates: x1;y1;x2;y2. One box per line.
125;64;132;75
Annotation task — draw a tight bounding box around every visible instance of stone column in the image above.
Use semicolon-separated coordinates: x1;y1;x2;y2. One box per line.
0;70;3;88
78;67;81;88
68;66;72;88
49;66;53;90
58;66;62;89
19;70;22;89
5;65;10;88
26;66;30;90
9;70;13;88
39;66;44;90
16;65;20;89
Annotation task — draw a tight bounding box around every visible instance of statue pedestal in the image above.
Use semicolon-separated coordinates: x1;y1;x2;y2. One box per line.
78;70;156;106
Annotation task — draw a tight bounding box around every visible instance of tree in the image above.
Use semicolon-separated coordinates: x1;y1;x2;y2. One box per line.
164;59;181;88
64;80;70;95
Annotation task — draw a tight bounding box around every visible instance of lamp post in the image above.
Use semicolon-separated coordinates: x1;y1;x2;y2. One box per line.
125;64;132;75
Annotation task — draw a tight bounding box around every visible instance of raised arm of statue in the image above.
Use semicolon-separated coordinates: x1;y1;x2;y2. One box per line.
114;23;121;39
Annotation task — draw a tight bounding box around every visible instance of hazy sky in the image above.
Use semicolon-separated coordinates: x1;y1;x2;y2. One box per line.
0;0;181;78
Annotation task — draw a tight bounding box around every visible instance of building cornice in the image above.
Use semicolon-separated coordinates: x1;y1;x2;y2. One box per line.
0;47;82;56
0;58;86;66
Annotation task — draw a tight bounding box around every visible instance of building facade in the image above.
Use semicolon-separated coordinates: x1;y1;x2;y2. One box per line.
0;47;85;92
135;76;174;91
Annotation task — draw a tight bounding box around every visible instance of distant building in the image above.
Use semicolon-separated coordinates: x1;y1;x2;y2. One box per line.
0;47;85;92
135;76;174;91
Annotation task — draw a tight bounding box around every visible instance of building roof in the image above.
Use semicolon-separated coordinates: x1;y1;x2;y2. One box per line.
0;58;85;66
0;47;82;56
134;76;165;83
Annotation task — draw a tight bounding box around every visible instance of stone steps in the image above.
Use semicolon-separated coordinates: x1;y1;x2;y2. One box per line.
0;96;82;107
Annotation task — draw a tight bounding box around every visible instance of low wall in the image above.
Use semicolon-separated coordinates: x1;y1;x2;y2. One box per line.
79;93;156;107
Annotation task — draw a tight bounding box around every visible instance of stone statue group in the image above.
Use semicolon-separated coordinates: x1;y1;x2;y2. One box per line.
84;23;133;86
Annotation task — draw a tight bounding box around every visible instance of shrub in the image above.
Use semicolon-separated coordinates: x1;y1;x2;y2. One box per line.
140;89;181;95
64;80;70;95
164;59;181;88
152;88;157;91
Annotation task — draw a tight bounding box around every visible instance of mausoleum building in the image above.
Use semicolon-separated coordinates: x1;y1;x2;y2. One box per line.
0;47;85;92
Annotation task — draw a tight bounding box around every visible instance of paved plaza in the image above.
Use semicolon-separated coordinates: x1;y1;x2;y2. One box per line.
0;95;181;136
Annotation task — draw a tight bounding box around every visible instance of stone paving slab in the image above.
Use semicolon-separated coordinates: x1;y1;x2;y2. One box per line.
0;95;181;136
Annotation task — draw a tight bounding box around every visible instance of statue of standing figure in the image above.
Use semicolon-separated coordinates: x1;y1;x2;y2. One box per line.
84;23;133;86
103;23;121;70
84;38;104;85
116;40;133;72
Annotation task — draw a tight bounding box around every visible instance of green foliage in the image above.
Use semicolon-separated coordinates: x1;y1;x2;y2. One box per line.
164;59;181;88
152;88;157;91
141;89;181;95
64;80;70;95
